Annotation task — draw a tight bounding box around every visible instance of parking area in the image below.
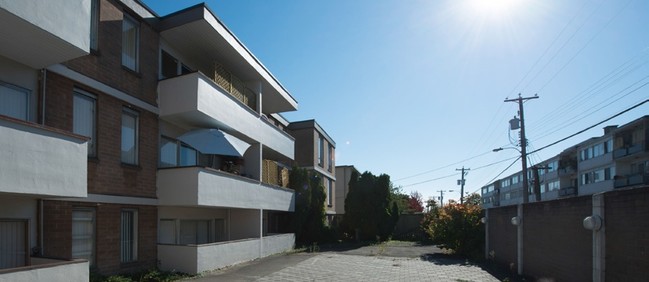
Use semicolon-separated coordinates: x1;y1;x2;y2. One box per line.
187;241;504;282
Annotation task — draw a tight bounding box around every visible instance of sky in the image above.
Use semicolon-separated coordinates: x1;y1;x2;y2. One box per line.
143;0;649;203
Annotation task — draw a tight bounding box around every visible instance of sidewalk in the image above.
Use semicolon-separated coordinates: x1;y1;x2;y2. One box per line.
186;242;505;281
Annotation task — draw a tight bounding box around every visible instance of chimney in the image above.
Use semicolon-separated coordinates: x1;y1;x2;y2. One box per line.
604;125;617;134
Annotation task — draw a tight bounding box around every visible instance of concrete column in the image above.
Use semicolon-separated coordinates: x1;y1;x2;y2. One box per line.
259;208;264;258
517;204;524;275
592;193;606;282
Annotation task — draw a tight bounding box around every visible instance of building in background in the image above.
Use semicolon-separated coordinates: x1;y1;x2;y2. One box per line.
288;120;336;223
334;165;360;216
482;115;649;208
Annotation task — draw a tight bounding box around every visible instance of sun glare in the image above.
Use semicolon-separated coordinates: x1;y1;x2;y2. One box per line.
467;0;522;19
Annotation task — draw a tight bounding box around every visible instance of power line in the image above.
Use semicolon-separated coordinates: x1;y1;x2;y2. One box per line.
393;150;493;181
471;156;522;194
399;156;519;188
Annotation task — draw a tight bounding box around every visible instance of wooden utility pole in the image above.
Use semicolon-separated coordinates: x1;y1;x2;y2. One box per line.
456;167;470;204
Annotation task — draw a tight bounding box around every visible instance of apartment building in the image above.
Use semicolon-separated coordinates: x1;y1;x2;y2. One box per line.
482;115;649;208
155;4;297;274
1;0;298;278
334;165;360;215
0;0;91;280
287;120;336;222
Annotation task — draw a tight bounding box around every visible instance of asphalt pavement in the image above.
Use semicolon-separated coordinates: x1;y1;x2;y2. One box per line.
185;241;507;282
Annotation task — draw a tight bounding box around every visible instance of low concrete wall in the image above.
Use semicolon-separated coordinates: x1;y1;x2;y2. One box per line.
0;259;88;282
158;233;295;274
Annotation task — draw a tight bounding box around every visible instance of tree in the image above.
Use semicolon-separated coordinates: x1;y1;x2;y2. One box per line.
290;167;327;244
343;171;399;241
421;193;484;258
407;191;424;213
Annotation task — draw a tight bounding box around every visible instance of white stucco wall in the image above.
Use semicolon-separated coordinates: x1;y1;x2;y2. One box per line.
0;260;88;282
157;167;294;211
158;73;294;159
0;0;90;68
158;234;294;275
0;119;87;198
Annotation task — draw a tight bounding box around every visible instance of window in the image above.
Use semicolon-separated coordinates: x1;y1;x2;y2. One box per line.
317;135;324;166
159;136;198;167
160;50;178;79
121;108;138;164
90;0;99;51
121;14;139;71
326;178;333;207
547;180;559;192
511;175;519;184
73;91;97;157
180;220;210;245
0;81;29;121
0;220;27;269
548;160;558;172
328;145;334;171
120;210;137;262
158;219;176;245
501;179;510;187
72;209;95;266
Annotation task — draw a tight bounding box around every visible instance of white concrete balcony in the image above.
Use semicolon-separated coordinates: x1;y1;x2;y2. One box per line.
0;0;90;68
158;233;294;274
0;258;88;282
159;72;294;159
157;167;295;211
0;117;87;198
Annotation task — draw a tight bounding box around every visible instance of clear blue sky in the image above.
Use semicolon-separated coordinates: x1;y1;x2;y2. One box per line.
144;0;649;203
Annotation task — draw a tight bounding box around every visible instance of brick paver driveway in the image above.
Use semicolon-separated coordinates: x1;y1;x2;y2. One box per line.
189;241;503;282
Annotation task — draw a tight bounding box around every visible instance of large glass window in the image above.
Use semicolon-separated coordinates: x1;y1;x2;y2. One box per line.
159;137;178;167
0;220;27;268
326;178;333;206
328;144;334;171
121;14;139;71
180;220;210;245
160;50;178;79
73;91;97;157
121;108;138;165
0;82;29;121
317;135;324;166
120;210;137;263
72;209;95;266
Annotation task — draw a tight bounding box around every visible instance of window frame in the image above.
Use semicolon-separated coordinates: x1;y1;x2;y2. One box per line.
121;13;140;71
120;209;138;263
0;81;30;121
71;208;96;267
73;90;97;157
121;107;139;165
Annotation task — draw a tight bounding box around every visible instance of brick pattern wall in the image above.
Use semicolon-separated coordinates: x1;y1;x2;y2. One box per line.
43;201;157;275
45;72;158;198
605;186;649;281
487;205;517;269
62;0;159;107
523;196;592;281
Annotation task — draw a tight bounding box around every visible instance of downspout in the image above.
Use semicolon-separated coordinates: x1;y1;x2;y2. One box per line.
40;69;47;125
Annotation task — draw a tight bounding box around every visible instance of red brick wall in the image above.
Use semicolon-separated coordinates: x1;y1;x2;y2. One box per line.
43;201;157;275
487;205;517;268
605;186;649;281
62;0;159;107
45;72;158;198
523;197;592;282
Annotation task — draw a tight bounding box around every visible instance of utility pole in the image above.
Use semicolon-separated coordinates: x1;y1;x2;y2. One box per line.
504;93;538;204
456;167;470;204
504;93;538;276
437;190;453;207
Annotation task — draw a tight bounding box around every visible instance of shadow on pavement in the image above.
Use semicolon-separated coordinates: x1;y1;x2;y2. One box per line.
419;252;521;281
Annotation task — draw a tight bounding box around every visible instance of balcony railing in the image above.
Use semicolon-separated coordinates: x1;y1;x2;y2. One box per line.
558;166;576;176
213;63;257;111
614;143;645;159
614;173;649;188
558;186;577;197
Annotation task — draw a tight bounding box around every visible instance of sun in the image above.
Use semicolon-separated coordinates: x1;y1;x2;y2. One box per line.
466;0;522;19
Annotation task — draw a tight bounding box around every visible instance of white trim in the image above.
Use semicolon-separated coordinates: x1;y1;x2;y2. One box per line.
119;0;156;19
302;166;336;181
51;193;158;206
46;64;158;114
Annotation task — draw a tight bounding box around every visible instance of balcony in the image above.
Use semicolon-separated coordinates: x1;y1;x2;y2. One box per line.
0;116;87;198
158;233;294;274
558;186;577;197
0;0;90;68
157;166;294;211
613;144;645;160
0;258;88;282
159;72;294;159
614;173;649;188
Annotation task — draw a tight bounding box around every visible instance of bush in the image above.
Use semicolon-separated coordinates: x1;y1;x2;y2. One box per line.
422;195;484;259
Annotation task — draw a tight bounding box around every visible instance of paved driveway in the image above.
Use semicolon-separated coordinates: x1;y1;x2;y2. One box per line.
187;241;504;282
